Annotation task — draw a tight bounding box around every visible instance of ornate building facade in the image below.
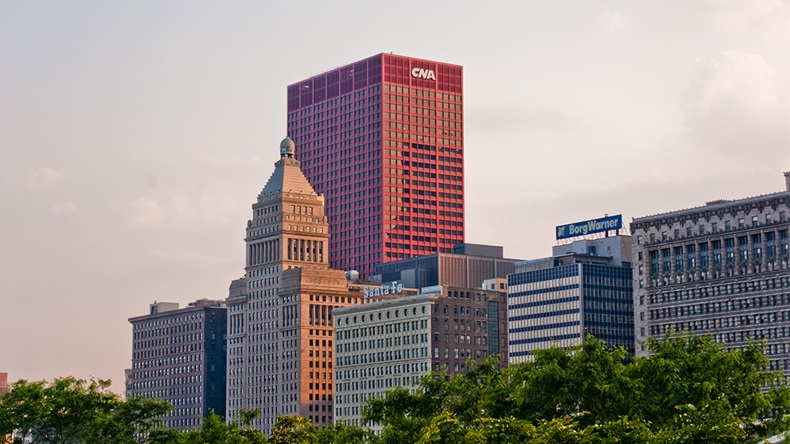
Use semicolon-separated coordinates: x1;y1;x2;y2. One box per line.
632;172;790;374
225;138;362;432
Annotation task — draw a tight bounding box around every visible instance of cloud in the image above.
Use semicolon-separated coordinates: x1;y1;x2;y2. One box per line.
681;51;790;160
123;197;164;229
52;201;78;214
706;0;790;44
26;167;64;188
605;12;630;38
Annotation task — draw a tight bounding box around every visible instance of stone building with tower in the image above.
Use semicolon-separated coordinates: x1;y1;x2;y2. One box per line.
225;138;363;432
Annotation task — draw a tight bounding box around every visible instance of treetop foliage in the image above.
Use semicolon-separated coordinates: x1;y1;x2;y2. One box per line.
0;376;171;443
363;333;790;443
2;334;788;443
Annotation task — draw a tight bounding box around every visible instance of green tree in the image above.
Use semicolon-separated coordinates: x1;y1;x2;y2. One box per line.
362;333;790;443
0;377;171;443
271;415;316;444
364;377;449;444
625;333;790;441
506;336;633;426
148;409;269;444
316;421;379;444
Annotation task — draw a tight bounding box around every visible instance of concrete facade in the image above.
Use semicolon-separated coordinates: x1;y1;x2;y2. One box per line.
632;172;790;374
126;299;227;430
333;285;508;428
333;294;435;429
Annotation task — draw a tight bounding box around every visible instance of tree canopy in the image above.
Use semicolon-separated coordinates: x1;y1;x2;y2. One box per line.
363;333;790;443
2;334;788;443
0;377;171;443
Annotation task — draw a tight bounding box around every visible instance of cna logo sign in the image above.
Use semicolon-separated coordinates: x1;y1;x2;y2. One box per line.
411;67;436;80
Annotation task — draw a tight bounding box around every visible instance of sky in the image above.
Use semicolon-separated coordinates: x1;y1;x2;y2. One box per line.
2;1;790;394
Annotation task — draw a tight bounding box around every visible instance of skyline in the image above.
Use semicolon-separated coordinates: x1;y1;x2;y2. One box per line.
2;1;790;394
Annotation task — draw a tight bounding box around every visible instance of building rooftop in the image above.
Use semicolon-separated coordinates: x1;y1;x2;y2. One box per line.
632;189;790;223
258;138;318;199
633;172;790;223
332;293;439;316
287;53;463;87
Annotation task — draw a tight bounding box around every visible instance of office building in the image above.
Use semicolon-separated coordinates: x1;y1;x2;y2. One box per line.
126;299;227;430
333;284;508;428
632;172;790;373
225;137;363;432
287;53;465;277
508;223;634;363
374;243;521;289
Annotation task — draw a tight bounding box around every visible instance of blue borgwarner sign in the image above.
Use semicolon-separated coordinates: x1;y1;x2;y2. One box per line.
556;215;623;240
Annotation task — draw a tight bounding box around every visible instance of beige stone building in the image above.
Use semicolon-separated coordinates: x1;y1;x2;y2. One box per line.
225;138;362;432
333;284;508;429
632;172;790;374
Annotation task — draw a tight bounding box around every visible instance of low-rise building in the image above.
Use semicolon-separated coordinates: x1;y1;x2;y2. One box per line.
333;284;508;428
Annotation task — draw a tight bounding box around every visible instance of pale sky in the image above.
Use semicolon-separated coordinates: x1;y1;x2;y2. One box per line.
2;1;790;394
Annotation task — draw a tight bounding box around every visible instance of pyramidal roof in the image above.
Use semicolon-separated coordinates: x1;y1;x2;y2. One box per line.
258;137;318;199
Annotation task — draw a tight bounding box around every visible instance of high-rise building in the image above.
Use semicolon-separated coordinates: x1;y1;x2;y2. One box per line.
508;228;635;363
333;284;508;429
632;172;790;374
225;138;363;432
126;299;227;430
287;53;465;278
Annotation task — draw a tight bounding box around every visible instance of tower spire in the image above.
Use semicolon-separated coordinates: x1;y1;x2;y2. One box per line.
280;136;295;159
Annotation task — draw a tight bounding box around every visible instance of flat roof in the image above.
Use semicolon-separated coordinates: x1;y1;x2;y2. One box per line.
632;190;790;224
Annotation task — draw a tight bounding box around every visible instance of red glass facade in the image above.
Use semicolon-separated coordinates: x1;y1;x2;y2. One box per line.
287;53;464;278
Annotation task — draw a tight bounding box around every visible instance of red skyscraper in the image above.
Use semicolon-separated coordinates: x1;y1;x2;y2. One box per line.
287;53;464;277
